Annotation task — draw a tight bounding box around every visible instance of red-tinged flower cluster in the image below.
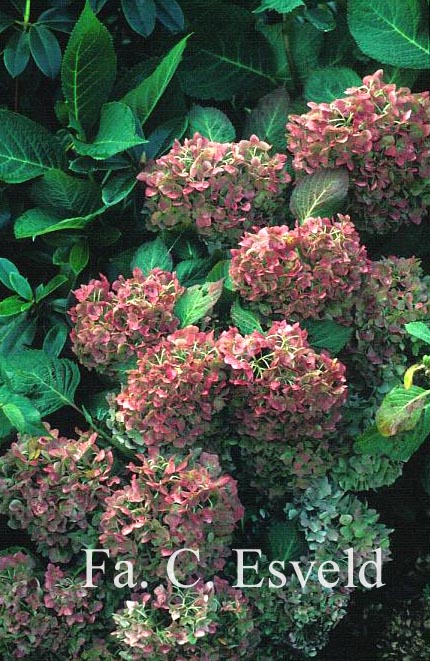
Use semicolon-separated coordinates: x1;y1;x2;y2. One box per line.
350;256;430;383
111;578;254;660
112;326;229;449
69;268;184;375
138;133;291;247
0;427;119;562
229;216;369;322
43;564;104;626
287;70;430;233
218;320;347;441
0;551;56;659
99;452;244;581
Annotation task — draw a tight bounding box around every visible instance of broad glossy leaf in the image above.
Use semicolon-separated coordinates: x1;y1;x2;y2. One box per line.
174;281;223;327
302;319;353;355
290;169;349;221
348;0;430;69
131;237;172;276
4;31;30;78
376;386;430;437
303;5;336;32
74;102;147;159
175;258;213;287
188;105;235;142
14;207;106;239
254;0;304;13
32;169;102;215
61;1;117;134
29;25;62;78
245;87;290;152
155;0;185;32
69;240;90;275
38;7;76;33
0;296;32;318
266;519;307;563
304;67;362;103
231;300;263;334
102;171;137;206
122;36;189;125
405;321;430;346
0;110;65;183
122;0;156;37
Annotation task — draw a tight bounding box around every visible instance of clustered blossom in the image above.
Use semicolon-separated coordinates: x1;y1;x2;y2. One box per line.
218;321;347;441
287;70;430;233
99;452;243;581
113;326;229;449
138;133;291;247
69;268;184;374
43;565;104;626
112;578;254;660
349;256;430;384
229;215;369;322
0;427;119;562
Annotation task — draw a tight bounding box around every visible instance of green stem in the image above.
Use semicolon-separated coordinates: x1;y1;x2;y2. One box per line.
23;0;31;28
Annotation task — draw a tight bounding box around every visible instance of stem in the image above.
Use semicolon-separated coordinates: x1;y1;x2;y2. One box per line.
23;0;31;27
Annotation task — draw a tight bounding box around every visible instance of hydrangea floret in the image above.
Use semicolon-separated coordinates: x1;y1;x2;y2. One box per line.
138;133;291;247
229;215;369;322
69;268;184;375
112;326;229;449
99;451;244;581
0;427;119;562
218;320;347;441
287;70;430;233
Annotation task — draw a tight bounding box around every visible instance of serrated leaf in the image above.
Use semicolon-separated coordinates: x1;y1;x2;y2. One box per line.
131;237;172;276
188;105;235;142
355;408;430;461
405;321;430;346
254;0;304;13
304;67;362;104
4;31;30;78
175;257;213;287
0;296;32;318
122;36;189;125
32;169;102;215
302;319;353;355
61;0;117;135
122;0;156;36
179;6;277;101
244;87;290;152
0;110;65;183
348;0;430;69
74;102;147;159
155;0;184;32
376;386;430;437
0;350;80;416
266;519;306;563
29;25;61;78
290;169;349;221
174;281;223;327
102;171;137;206
14;207;106;239
231;300;263;334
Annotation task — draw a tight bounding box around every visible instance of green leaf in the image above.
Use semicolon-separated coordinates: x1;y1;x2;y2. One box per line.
244;87;290;152
289;20;324;82
355;408;430;461
69;240;90;275
0;350;81;416
145;115;188;160
35;274;68;303
74;102;147;159
174;281;223;327
61;0;117;135
0;258;20;291
175;258;213;287
131;237;172;276
29;25;61;78
14;207;106;239
206;259;231;283
0;11;14;34
8;273;33;301
230;299;263;334
0;296;32;318
348;0;430;69
179;6;277;100
4;31;30;78
38;7;76;34
0;313;37;356
254;0;304;13
0;389;45;435
155;0;184;32
188;105;236;142
290;169;349;221
304;67;362;104
42;323;69;357
0;110;65;184
303;6;336;32
102;171;137;206
122;0;156;36
266;519;307;563
32;169;102;215
376;385;430;437
405;321;430;346
302;319;353;355
122;36;189;125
